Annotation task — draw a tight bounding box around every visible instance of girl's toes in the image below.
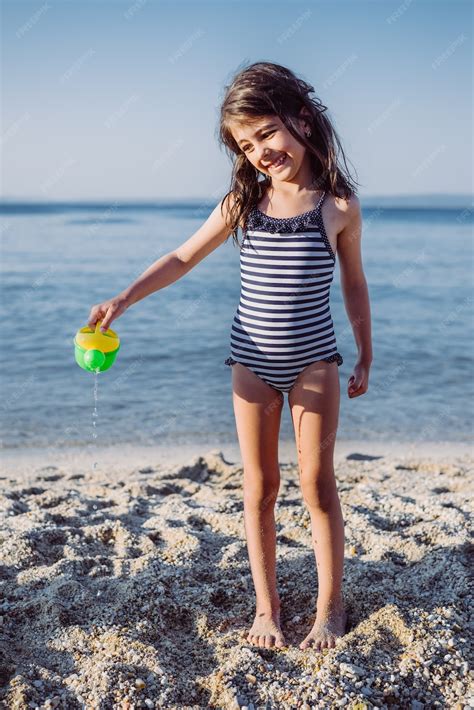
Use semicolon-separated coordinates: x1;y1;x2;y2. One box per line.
264;636;273;648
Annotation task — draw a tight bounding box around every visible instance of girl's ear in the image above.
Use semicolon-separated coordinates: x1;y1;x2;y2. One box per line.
298;106;312;133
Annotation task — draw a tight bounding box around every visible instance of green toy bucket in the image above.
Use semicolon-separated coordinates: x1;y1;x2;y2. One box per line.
74;321;120;373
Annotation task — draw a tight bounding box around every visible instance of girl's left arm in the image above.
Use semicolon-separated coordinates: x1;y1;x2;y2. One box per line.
336;194;373;398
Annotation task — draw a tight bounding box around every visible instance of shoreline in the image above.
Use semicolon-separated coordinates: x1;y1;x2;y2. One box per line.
1;438;472;479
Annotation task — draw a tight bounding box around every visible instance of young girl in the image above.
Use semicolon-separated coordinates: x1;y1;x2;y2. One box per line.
88;61;372;652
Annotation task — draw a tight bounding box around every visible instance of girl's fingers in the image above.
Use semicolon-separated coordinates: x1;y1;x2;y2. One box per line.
100;308;114;332
87;300;123;332
348;366;370;397
348;378;362;395
88;305;105;329
101;303;123;331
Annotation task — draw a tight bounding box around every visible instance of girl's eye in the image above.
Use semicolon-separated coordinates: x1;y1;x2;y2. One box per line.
242;131;275;153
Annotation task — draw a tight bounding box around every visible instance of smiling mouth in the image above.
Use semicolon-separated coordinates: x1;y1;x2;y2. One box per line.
265;154;287;170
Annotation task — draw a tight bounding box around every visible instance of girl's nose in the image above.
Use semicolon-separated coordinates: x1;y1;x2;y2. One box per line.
258;147;270;167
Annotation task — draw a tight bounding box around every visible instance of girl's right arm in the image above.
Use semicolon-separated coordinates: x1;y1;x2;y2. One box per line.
88;194;236;331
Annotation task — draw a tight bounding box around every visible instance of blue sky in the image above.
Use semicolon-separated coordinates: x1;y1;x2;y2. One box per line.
1;0;472;200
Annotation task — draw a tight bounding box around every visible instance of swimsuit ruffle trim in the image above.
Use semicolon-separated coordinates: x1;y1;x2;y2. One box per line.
244;190;326;235
225;352;343;367
245;205;321;235
325;352;344;366
243;191;336;262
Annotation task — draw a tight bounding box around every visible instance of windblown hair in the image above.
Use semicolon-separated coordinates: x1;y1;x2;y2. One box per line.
217;61;360;247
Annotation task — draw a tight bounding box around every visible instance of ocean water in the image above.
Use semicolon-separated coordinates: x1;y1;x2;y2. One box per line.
0;200;472;451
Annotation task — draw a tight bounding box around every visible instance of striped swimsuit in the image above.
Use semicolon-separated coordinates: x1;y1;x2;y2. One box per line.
224;190;343;395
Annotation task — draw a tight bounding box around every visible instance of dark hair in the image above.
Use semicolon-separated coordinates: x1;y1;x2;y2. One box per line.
217;60;360;247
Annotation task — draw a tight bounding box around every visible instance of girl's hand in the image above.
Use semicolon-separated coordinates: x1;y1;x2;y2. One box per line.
88;295;129;332
347;360;370;398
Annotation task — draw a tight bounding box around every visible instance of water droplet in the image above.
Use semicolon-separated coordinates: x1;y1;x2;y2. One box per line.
92;372;100;469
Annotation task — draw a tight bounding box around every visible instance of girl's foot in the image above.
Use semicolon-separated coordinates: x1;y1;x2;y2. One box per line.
299;600;348;651
247;608;287;648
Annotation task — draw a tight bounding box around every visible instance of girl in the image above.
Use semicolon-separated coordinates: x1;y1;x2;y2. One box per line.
88;61;372;652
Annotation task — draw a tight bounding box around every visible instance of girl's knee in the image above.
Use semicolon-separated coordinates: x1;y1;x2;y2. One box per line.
299;469;338;511
244;490;279;511
243;474;280;510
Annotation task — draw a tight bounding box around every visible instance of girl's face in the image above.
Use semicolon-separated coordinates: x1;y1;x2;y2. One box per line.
230;114;311;184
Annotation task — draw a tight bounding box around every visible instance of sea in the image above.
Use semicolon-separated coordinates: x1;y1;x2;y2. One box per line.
0;197;473;453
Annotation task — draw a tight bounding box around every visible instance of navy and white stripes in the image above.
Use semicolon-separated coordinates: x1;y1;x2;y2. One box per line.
225;190;343;394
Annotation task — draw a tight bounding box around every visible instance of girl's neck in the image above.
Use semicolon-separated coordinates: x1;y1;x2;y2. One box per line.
268;183;320;200
266;172;321;199
258;181;324;219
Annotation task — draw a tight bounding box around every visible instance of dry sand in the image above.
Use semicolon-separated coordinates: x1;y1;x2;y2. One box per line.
0;444;472;709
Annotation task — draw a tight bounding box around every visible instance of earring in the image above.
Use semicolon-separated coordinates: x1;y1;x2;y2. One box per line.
306;130;312;137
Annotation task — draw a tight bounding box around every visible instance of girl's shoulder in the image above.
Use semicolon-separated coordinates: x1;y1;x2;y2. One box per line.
326;191;361;232
331;191;360;213
220;190;247;232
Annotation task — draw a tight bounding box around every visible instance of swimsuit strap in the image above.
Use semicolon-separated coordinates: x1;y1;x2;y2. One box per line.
316;189;326;212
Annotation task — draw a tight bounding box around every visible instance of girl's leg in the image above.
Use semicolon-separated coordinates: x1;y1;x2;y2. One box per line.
230;362;286;649
288;359;347;651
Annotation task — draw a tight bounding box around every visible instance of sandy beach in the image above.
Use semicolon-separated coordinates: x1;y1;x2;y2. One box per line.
1;443;472;709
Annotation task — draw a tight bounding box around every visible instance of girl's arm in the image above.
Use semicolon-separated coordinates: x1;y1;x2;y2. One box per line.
88;194;236;331
336;195;372;396
123;197;235;304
